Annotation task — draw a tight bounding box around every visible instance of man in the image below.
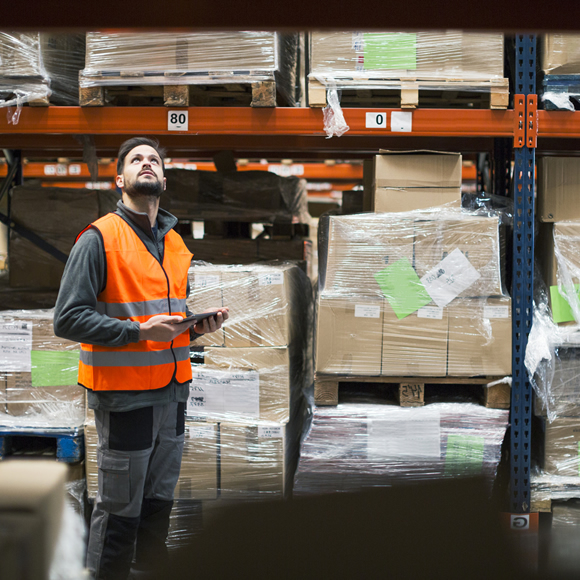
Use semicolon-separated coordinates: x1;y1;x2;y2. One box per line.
54;137;228;580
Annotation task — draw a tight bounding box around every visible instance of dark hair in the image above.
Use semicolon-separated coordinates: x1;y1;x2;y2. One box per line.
116;137;167;175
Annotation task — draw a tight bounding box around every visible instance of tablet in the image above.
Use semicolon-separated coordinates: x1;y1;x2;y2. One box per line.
171;311;220;324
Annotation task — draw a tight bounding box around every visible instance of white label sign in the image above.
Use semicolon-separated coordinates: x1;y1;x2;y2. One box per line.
259;272;284;286
368;408;441;460
187;369;260;421
69;164;81;175
420;248;481;308
365;112;387;129
258;426;283;439
0;321;32;372
188;425;214;439
483;305;510;319
354;305;381;319
510;514;530;530
194;275;220;288
44;165;56;175
391;111;413;132
417;306;444;320
168;110;188;131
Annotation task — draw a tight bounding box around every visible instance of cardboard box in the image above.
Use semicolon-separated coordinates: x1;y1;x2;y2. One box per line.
189;347;292;424
316;294;383;375
188;269;226;347
374;187;461;213
323;213;414;296
382;302;448;377
413;216;504;298
447;297;512;376
544;417;580;477
176;421;218;500
219;422;287;498
374;151;462;189
538;157;580;222
542;34;580;75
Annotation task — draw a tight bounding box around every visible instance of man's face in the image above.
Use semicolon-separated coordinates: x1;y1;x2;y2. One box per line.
116;145;166;198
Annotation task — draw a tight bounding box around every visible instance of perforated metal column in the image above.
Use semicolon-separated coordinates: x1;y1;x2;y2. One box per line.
510;35;536;513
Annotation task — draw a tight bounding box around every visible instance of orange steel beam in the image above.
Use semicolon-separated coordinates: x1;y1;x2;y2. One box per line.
538;110;580;138
0;107;514;138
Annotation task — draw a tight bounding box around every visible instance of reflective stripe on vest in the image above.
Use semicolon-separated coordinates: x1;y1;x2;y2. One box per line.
77;213;193;391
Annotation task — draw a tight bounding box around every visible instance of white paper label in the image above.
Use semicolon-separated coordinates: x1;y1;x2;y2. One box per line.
417;306;444;320
352;32;364;52
0;321;33;372
483;305;509;319
168;110;188;131
354;305;381;319
510;515;530;530
391;111;413;132
259;272;284;286
187;369;260;421
367;408;441;460
258;426;283;439
188;425;214;439
44;165;56;175
365;112;387;129
194;275;220;288
420;248;481;308
69;164;81;175
56;164;67;176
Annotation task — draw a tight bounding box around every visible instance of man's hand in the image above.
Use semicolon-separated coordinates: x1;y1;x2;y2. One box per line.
193;308;229;335
139;315;196;342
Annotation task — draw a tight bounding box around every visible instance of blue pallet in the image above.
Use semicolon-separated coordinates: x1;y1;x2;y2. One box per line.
543;75;580;110
0;427;84;463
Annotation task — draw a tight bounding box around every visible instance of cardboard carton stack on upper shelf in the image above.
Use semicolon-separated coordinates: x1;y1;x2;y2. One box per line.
541;35;580;111
316;151;511;380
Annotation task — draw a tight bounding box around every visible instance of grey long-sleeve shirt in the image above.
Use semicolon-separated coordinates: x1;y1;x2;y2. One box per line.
54;200;195;412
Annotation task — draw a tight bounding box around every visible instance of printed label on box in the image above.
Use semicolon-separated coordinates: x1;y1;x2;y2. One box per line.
420;248;481;308
354;305;381;319
0;321;32;372
352;32;364;52
189;425;214;439
417;306;444;320
483;305;510;319
258;426;283;439
259;272;284;286
187;369;260;421
367;408;441;460
195;275;220;288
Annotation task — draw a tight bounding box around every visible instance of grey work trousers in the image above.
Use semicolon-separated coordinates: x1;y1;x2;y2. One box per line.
86;402;185;580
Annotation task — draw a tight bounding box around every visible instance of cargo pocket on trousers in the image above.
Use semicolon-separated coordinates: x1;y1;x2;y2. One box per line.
98;451;131;504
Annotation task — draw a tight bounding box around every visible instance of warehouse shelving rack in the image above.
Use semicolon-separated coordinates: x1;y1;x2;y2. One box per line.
2;31;580;517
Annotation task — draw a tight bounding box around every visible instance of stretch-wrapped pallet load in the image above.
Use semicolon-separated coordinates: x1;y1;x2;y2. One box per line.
316;206;510;377
9;186;119;289
541;35;580;111
80;32;299;106
0;309;83;429
309;31;507;106
161;168;309;224
0;32;85;107
294;401;509;495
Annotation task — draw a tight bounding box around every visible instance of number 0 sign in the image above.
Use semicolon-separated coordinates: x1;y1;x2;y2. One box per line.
168;111;188;131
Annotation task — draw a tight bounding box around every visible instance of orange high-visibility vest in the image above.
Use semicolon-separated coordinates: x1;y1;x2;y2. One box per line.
76;213;193;391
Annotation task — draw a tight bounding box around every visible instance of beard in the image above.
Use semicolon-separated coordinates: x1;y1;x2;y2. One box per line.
124;176;164;199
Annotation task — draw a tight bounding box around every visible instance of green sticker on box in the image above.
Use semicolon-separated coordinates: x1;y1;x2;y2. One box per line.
550;284;579;324
373;257;431;319
444;435;485;477
363;33;417;71
31;350;79;387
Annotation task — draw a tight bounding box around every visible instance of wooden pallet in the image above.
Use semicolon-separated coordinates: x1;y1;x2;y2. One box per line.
314;374;511;408
542;74;580;110
79;72;279;107
0;427;84;463
308;77;509;109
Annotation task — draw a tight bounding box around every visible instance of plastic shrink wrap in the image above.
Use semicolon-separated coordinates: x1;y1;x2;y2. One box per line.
316;207;511;378
9;186;119;289
161;168;310;224
0;32;85;110
541;35;580;111
293;400;509;495
81;32;300;106
0;309;84;429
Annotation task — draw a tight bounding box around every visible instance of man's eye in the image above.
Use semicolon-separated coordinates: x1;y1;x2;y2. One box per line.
152;159;159;164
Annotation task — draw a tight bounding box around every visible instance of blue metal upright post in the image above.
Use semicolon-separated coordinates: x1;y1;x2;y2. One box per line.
511;34;536;513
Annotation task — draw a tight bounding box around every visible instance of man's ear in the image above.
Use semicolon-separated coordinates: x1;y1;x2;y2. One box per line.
116;174;124;189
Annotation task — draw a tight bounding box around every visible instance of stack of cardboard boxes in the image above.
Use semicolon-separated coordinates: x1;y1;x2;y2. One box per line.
316;151;512;379
0;309;84;430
